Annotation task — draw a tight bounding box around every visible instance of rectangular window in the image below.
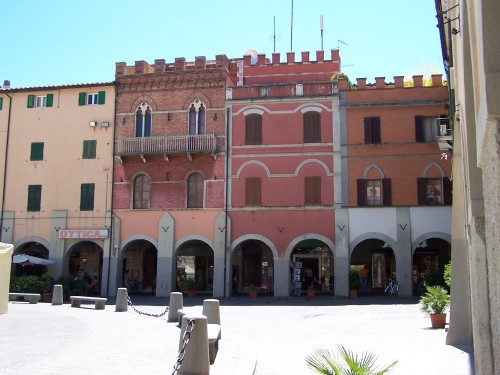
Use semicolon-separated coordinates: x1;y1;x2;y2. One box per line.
79;91;106;106
364;117;381;144
0;97;3;110
30;142;44;161
417;178;452;205
245;114;262;145
415;116;439;142
304;112;321;143
82;140;97;159
245;177;261;206
27;185;42;212
80;183;95;211
305;177;321;205
357;178;391;206
28;94;53;108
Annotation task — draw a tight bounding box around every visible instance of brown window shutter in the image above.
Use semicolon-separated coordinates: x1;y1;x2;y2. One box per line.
372;117;381;144
357;179;367;206
255;117;262;145
417;178;427;205
415;116;425;142
364;118;373;144
382;178;391;206
443;177;452;205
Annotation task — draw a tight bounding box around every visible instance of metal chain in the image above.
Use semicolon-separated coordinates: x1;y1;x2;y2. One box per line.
172;318;196;375
125;291;169;318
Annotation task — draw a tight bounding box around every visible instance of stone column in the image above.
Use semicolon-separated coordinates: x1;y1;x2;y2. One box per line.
334;208;349;296
396;208;412;297
273;257;289;297
157;212;174;297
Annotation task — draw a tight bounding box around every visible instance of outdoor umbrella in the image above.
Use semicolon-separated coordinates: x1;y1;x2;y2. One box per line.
12;254;55;266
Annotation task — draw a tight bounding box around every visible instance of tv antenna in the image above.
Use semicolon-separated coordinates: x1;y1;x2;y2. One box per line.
290;0;294;52
320;15;324;51
338;39;348;50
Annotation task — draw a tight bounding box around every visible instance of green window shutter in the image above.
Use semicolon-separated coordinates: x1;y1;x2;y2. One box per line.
30;142;44;161
78;92;86;106
0;97;3;110
27;95;34;108
82;140;96;159
46;94;53;107
98;91;105;105
27;185;42;211
80;183;95;211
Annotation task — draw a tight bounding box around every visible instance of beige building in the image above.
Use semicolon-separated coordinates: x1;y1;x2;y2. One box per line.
436;1;500;374
0;82;115;295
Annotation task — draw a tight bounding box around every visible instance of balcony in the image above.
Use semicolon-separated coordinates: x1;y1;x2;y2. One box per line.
437;123;453;151
116;134;218;161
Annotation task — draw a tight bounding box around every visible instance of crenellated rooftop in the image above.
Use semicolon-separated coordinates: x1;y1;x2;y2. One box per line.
337;74;445;90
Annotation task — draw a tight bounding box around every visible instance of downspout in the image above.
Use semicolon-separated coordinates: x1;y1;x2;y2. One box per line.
223;106;230;297
0;91;12;243
105;82;118;297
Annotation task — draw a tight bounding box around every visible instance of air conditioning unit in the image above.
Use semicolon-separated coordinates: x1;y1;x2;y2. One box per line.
101;121;109;128
89;121;96;127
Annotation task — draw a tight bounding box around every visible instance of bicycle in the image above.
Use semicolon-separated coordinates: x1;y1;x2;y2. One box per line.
384;279;399;297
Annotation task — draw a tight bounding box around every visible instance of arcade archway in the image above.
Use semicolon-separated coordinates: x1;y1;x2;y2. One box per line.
412;237;451;295
13;242;50;276
68;241;103;293
122;240;157;294
176;240;214;295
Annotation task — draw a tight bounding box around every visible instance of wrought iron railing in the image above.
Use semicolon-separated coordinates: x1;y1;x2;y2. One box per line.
116;134;217;155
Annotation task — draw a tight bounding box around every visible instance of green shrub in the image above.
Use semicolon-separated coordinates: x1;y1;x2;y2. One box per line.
420;285;450;315
10;272;53;294
443;262;451;287
349;270;361;290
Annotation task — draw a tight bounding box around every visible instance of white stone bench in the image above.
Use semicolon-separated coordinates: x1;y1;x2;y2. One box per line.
70;296;107;310
9;293;41;304
207;323;221;364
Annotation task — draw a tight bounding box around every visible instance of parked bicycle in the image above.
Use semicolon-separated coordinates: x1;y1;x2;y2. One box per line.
384;279;399;297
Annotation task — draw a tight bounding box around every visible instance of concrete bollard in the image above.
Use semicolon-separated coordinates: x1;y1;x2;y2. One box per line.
202;299;221;339
168;292;183;322
115;288;128;312
51;284;63;305
177;314;209;375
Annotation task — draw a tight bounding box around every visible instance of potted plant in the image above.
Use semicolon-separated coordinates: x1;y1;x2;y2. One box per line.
183;277;197;298
307;284;316;299
419;285;450;328
249;285;258;298
349;270;361;298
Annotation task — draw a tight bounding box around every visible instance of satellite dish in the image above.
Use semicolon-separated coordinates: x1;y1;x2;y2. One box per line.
245;49;258;65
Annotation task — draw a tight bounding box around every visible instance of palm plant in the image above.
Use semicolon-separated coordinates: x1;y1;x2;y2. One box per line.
306;345;398;375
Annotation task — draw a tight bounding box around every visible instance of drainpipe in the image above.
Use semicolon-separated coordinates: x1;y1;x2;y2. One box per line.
223;107;230;297
105;82;118;297
0;91;12;243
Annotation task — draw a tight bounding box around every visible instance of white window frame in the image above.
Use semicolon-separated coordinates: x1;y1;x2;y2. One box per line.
87;93;99;105
35;96;47;108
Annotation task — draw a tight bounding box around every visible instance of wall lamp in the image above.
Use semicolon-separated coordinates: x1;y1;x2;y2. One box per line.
213;113;218;121
452;28;460;35
89;121;97;127
168;113;172;121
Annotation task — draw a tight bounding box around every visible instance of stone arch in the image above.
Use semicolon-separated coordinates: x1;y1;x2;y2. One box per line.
362;163;385;179
231;234;279;259
174;235;214;255
14;236;50;252
130;96;157;113
183;92;212;109
350;232;399;255
412;232;451;256
284;233;335;259
422;161;446;178
295;159;333;176
119;234;158;254
235;160;271;178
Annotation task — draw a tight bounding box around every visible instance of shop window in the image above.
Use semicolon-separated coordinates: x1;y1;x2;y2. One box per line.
245;177;261;206
303;112;321;143
187;173;204;208
305;176;321;204
27;185;42;212
357;178;391;206
245;114;262;145
133;174;150;209
364;117;381;144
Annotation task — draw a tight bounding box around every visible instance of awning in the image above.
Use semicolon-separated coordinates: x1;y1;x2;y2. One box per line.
12;254;55;266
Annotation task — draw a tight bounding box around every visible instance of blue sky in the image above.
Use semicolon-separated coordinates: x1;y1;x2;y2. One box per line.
1;0;443;88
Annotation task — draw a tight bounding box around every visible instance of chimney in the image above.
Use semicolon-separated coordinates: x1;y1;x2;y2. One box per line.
257;54;266;65
272;53;280;64
357;78;367;90
316;50;324;62
331;49;340;62
3;80;11;89
301;51;310;63
287;52;295;63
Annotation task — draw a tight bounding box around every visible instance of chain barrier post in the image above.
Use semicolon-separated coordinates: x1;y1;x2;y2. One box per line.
124;290;169;318
176;314;209;375
52;284;63;305
168;292;183;322
115;288;128;312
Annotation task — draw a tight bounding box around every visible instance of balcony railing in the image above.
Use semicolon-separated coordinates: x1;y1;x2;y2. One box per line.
116;134;217;156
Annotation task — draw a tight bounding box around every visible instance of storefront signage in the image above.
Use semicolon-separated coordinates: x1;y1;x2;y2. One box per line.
58;229;109;239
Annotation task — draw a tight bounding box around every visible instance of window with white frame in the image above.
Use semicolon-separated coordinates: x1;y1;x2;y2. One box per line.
135;102;152;137
27;94;53;108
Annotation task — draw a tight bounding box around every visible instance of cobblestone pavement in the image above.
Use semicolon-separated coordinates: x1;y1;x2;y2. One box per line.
0;295;474;375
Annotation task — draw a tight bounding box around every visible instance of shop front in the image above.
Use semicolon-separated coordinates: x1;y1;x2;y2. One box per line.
176;240;214;295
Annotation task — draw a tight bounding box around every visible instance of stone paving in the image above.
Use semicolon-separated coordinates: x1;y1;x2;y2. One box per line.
0;295;474;375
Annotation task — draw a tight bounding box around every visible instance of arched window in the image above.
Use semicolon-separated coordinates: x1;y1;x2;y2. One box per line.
135;102;152;137
188;99;206;135
133;174;151;209
187;173;204;208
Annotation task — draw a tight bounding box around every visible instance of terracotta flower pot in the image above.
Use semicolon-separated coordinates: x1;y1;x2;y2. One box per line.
349;289;358;298
187;290;197;298
307;289;316;299
249;290;257;298
430;313;447;329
